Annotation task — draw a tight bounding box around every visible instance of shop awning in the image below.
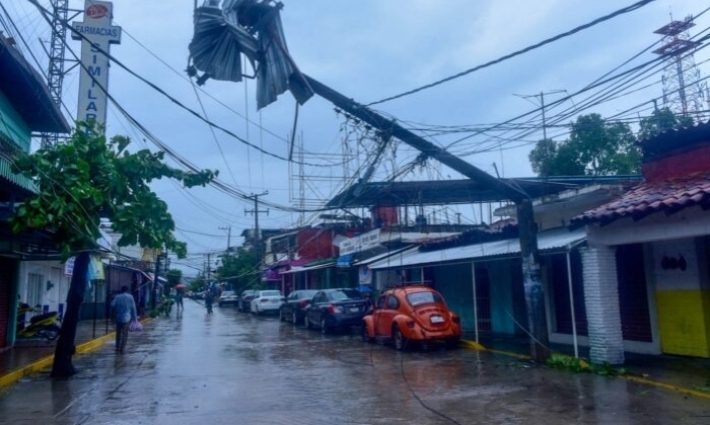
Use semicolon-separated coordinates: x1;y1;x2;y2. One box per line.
352;246;416;267
368;227;586;270
336;254;354;268
279;261;335;275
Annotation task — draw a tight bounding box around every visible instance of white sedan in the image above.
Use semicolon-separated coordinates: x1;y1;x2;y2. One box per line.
250;290;284;315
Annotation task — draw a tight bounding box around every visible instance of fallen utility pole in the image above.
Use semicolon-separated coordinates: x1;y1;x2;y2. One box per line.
304;74;550;362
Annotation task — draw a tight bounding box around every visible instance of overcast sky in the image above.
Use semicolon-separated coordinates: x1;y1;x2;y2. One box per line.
4;0;710;275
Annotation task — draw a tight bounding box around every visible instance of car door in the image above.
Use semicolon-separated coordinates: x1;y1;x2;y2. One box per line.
306;291;325;324
283;291;298;316
375;294;400;337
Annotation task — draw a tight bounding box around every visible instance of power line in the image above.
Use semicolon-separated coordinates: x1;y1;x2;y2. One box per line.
367;0;658;106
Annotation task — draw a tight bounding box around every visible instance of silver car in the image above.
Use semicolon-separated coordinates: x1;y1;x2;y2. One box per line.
250;290;284;315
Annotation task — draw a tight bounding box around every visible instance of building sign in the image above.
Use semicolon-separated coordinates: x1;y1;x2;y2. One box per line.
338;229;381;256
72;1;121;130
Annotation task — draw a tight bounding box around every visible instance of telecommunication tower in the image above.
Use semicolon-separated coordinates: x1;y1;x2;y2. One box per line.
41;0;69;147
653;15;710;119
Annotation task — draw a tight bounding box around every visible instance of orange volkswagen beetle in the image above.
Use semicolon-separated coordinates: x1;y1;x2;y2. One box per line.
361;286;461;350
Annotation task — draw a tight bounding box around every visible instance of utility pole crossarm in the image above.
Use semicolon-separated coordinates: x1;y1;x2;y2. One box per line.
303;75;528;203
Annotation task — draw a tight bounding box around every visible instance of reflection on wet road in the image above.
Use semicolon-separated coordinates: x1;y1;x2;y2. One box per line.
1;300;708;424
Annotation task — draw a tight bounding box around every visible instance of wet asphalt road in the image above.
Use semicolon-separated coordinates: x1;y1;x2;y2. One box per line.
1;299;709;425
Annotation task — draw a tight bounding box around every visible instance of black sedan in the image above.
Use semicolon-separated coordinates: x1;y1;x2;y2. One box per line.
238;289;257;312
303;288;371;334
279;289;318;324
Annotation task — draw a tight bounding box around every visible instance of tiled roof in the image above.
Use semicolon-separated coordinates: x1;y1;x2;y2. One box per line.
571;172;710;227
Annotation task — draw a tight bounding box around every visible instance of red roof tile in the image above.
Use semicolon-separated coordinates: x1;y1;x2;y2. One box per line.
571;172;710;227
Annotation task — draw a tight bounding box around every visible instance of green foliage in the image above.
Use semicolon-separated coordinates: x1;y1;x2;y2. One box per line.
159;295;174;317
546;354;590;373
529;113;640;177
216;247;260;293
188;275;205;292
638;107;694;141
10;123;217;260
546;354;629;377
166;269;183;288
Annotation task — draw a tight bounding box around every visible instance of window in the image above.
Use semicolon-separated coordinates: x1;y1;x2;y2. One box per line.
27;273;44;310
376;295;386;309
386;295;399;309
406;291;443;307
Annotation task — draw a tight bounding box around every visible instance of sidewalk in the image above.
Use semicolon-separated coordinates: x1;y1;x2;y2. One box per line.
462;331;710;399
0;318;115;389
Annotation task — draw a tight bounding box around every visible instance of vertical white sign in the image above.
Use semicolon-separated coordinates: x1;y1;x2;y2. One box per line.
72;1;121;130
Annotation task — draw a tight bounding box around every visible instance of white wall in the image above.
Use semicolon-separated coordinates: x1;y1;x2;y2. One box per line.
18;261;69;316
650;238;701;291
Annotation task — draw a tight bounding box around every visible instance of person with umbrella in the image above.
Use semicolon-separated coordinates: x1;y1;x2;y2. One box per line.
174;283;186;312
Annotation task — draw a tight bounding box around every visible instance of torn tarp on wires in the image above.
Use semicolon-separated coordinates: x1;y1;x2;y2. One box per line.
188;0;313;110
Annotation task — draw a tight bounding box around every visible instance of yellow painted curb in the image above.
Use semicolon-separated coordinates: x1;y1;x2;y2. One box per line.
460;340;710;400
460;340;486;351
624;375;710;400
0;318;153;390
460;339;531;360
0;354;54;388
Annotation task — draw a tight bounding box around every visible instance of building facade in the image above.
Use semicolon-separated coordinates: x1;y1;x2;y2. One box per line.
0;34;70;350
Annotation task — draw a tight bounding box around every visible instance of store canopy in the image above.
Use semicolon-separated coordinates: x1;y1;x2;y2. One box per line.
368;227;586;270
279;261;335;275
352;246;416;267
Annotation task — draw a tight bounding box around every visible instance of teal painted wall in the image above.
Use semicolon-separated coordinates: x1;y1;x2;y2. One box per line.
0;89;31;152
433;263;475;330
486;261;516;334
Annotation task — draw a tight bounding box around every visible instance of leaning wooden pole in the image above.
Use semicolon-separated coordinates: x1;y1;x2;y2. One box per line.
304;74;550;362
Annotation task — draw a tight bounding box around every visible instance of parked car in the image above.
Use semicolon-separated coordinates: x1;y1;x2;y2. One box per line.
279;289;318;323
192;291;205;300
238;290;257;312
250;290;284;315
217;290;238;307
303;288;371;334
361;286;461;350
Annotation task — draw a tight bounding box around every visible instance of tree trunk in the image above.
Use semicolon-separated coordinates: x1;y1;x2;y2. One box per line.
51;251;90;378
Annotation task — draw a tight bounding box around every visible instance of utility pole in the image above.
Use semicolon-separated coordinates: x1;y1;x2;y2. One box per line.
151;250;161;310
219;225;232;251
514;90;565;140
206;252;212;285
190;1;548;361
304;75;550;362
245;191;269;257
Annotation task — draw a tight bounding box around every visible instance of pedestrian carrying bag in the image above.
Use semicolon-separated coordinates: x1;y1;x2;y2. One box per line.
128;319;143;332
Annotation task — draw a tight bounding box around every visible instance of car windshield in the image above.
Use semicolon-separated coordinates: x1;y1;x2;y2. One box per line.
261;290;281;296
406;291;444;307
299;290;318;298
329;289;362;301
221;291;235;297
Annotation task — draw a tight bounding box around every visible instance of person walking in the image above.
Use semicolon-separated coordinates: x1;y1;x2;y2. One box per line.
204;289;214;314
175;288;184;312
111;285;137;354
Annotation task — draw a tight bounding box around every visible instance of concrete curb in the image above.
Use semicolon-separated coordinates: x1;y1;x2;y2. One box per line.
460;339;710;400
460;339;531;360
0;318;152;390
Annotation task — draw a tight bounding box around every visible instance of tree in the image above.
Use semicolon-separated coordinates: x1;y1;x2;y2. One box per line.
216;247;260;293
529;113;640;177
166;268;183;292
188;274;205;293
11;124;216;377
638;107;694;141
